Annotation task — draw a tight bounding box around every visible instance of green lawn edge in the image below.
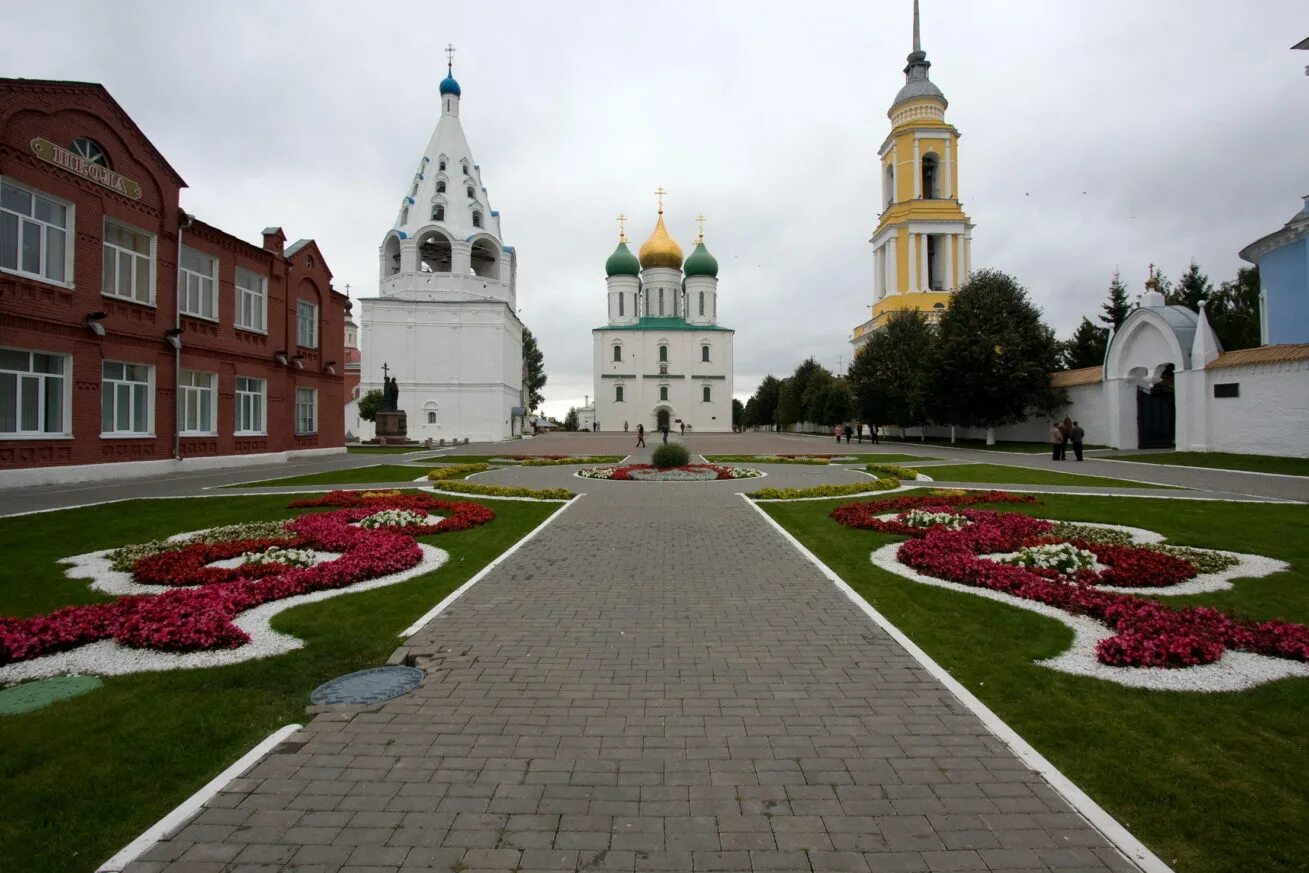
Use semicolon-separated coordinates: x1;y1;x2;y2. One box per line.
1111;452;1309;477
0;495;559;873
761;492;1309;873
922;463;1170;488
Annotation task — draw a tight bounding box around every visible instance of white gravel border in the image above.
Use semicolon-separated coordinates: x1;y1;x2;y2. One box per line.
0;544;450;684
868;542;1307;692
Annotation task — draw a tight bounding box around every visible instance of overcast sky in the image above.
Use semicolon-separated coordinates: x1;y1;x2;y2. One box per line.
4;0;1306;418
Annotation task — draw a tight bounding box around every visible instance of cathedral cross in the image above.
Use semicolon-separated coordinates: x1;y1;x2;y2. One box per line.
444;43;456;73
382;361;390;380
653;186;667;211
616;213;627;241
695;214;706;242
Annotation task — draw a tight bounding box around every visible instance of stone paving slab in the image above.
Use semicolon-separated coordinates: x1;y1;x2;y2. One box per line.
125;478;1142;873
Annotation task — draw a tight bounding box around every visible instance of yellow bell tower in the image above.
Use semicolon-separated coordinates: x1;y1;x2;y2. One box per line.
852;0;973;346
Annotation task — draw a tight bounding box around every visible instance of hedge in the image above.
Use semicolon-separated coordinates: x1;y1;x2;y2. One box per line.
425;480;574;500
426;463;490;481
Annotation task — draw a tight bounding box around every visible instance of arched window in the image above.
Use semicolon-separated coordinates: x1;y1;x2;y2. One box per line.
472;211;483;229
470;237;497;278
885;164;895;206
658;345;668;363
921;153;939;199
699;291;705;316
438;159;447;171
466;186;475;199
615;385;624;402
618;293;624;317
71;137;110;167
432;204;445;221
659;385;668;401
658;288;665;316
400;206;409;225
418;231;453;273
462;162;470;176
926;235;939;290
427;411;437;424
701;346;710;363
703;385;711;402
383;235;401;277
613;345;622;362
436;180;446;194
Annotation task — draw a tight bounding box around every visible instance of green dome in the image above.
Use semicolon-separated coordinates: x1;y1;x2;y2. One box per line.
683;241;719;278
605;241;640;277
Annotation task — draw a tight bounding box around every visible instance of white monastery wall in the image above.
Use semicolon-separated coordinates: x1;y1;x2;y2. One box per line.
1201;362;1309;457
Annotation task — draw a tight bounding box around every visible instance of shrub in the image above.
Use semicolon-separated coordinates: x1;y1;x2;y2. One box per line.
426;463;490;481
426;480;574;500
749;477;899;501
867;463;919;480
651;443;690;469
520;456;612;466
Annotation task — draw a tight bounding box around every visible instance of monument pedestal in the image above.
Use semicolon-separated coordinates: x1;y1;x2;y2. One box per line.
373;411;413;445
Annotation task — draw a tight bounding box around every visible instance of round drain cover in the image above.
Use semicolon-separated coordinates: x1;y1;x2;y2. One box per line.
310;665;424;706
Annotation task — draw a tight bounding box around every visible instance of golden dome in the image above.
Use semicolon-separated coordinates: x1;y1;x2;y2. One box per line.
638;210;684;270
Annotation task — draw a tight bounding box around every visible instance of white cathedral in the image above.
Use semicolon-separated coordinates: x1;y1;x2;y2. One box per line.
353;59;525;442
592;203;735;432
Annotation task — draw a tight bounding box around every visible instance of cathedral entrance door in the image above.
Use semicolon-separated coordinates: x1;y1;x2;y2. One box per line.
656;409;670;430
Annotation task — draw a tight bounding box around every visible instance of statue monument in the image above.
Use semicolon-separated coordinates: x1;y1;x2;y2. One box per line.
373;362;411;444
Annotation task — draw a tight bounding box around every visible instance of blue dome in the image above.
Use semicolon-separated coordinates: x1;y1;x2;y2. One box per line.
439;74;461;96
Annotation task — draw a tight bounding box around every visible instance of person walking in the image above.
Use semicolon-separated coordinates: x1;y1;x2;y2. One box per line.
660;424;670;444
833;423;842;443
870;423;880;444
1049;421;1065;460
856;423;863;444
680;421;685;436
624;421;629;432
635;423;646;447
843;424;854;444
1070;420;1085;461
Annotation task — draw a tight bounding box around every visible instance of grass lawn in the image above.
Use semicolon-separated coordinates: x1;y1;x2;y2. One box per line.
922;462;1168;488
883;436;1109;454
1112;451;1309;477
762;491;1308;873
0;494;558;873
221;464;438;487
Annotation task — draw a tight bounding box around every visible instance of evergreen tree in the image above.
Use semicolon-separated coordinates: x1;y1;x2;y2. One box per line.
563;407;579;431
847;309;936;432
930;269;1065;429
751;375;782;429
521;327;547;411
1061;317;1109;370
731;398;744;428
1208;266;1261;350
821;379;854;426
1168;260;1213;310
356;389;384;423
774;358;828;426
1099;270;1133;330
802;369;836;424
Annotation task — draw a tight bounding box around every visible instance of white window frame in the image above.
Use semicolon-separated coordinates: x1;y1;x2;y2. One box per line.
1;178;73;288
178;369;217;436
0;346;72;438
179;246;218;321
101;218;156;305
101;360;154;437
295;386;317;434
235;376;266;435
235;267;268;334
296;299;319;348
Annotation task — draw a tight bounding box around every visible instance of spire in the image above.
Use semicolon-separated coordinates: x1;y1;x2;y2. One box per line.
891;0;946;111
439;43;461;99
912;0;921;54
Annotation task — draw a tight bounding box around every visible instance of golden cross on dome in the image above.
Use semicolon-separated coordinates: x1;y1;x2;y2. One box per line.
653;186;667;212
1145;262;1158;290
616;213;628;242
695;214;706;242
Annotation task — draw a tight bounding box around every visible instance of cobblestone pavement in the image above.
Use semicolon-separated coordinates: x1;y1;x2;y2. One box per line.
126;446;1145;873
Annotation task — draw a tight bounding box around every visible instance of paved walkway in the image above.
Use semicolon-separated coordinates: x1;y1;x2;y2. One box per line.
126;446;1142;873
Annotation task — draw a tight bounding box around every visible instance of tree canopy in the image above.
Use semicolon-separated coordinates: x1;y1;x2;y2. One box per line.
1099;270;1133;331
1207;266;1261;351
847;309;935;430
1168;261;1213;311
930;269;1065;428
356;389;384;423
522;327;547;411
1061;317;1109;370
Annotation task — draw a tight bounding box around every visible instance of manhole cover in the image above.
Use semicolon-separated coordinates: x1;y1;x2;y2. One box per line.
310;666;424;706
0;675;103;716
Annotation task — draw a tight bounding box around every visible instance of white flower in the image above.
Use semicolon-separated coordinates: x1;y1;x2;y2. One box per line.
1002;542;1097;575
900;510;968;530
241;546;316;568
359;509;429;528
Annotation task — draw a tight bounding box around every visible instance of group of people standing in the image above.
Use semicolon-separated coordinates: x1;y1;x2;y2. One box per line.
1050;417;1085;461
832;423;879;444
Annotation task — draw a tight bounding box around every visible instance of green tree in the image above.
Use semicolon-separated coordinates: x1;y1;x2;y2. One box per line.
356;389;384;423
930;269;1065;431
748;375;782;429
563;407;579;431
847;309;936;433
820;379;854;426
1061;317;1109;370
731;398;744;428
774;358;829;426
1099;270;1133;330
522;327;547;411
1168;260;1213;310
802;368;836;424
743;396;760;428
1208;266;1261;350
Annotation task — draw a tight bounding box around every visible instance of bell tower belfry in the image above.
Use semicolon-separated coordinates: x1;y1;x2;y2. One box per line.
852;0;974;346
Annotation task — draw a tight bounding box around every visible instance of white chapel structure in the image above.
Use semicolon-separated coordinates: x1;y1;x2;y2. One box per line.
592;199;734;432
354;55;524;442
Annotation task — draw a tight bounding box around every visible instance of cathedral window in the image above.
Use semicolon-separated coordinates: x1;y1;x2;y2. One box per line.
658;345;668;363
472;211;483;228
470;237;498;278
703;385;711;403
427;411;437;424
418;231;453;273
701;346;710;363
615;385;624;402
613;345;622;362
885;164;895;206
432;205;445;221
438;159;446;171
436;181;446;194
927;235;943;290
921;153;939;199
698;291;704;316
659;385;668;401
462;162;470;175
658;288;665;316
466;186;475;199
618;293;624;317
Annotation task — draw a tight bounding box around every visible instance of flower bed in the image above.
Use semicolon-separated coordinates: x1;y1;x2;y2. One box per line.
425;463;489;480
577;464;762;482
287;491;495;533
424;480;574;501
833;495;1309;677
1001;542;1097;574
901;509;969;530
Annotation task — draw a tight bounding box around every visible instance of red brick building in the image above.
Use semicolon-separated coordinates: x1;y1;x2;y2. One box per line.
0;79;348;484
